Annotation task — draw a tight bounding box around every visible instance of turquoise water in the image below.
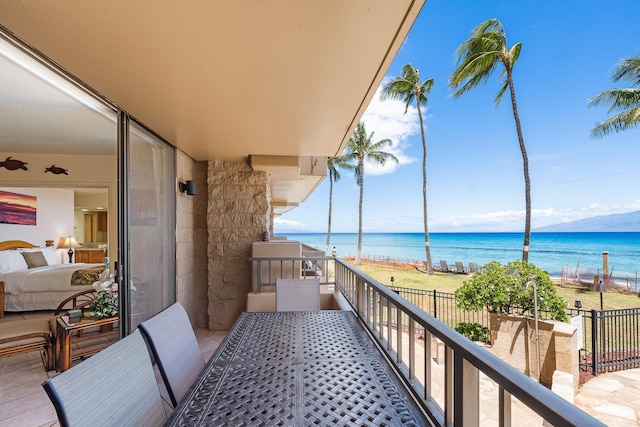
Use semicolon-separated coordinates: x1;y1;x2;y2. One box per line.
278;232;640;280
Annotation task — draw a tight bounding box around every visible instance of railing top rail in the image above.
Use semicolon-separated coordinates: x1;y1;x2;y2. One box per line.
249;256;334;261
336;259;604;427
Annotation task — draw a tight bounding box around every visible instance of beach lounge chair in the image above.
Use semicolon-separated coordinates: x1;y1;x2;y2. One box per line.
469;263;478;273
439;260;452;273
454;262;467;274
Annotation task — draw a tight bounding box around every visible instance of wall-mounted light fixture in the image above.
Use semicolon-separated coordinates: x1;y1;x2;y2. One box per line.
179;180;197;196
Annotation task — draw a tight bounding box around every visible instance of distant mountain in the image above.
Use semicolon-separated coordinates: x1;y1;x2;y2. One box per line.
534;210;640;232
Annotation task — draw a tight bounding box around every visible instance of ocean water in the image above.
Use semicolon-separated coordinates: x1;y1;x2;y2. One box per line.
278;232;640;280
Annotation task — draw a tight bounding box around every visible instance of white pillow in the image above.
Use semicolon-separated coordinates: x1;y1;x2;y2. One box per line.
0;250;29;273
20;246;59;265
41;247;59;265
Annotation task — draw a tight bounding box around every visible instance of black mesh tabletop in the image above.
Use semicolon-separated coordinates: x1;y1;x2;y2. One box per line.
165;311;429;427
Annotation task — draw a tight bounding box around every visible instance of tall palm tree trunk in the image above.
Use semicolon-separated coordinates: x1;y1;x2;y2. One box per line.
416;101;433;274
325;177;334;254
355;159;364;265
507;72;531;262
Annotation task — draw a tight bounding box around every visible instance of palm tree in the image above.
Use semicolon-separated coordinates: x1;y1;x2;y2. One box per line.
381;64;435;274
588;54;640;139
449;19;532;262
325;155;353;254
343;121;398;265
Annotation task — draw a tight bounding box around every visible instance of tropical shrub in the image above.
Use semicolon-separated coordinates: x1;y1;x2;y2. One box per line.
454;260;567;321
454;322;490;344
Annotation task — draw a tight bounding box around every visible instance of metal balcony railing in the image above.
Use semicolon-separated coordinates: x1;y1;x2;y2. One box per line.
248;256;604;426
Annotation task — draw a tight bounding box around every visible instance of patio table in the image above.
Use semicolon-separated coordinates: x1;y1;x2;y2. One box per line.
165;311;429;426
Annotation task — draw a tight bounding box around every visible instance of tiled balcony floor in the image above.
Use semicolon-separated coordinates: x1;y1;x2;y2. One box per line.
0;311;227;427
3;310;638;426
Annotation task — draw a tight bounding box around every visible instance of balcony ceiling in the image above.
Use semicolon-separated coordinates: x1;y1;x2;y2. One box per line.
0;1;424;213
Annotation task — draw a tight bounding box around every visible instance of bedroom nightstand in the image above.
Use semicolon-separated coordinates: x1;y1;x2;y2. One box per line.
55;314;118;371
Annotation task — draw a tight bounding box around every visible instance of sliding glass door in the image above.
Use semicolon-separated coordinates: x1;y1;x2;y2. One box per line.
119;115;176;333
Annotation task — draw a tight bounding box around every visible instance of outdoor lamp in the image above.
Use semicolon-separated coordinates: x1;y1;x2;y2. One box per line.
179;180;197;195
58;236;80;263
574;300;582;310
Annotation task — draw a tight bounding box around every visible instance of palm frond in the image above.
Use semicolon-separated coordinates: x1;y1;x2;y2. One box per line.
381;64;433;113
588;88;640;112
450;18;517;103
495;81;508;105
612;55;640;85
327;155;353;183
589;53;640;139
509;42;522;64
343;121;398;183
450;52;500;96
590;107;640;139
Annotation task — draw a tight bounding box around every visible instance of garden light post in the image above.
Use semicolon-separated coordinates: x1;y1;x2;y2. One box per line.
526;280;541;383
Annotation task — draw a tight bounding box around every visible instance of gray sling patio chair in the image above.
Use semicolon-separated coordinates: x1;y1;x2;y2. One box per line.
276;278;321;311
138;302;205;407
42;329;166;427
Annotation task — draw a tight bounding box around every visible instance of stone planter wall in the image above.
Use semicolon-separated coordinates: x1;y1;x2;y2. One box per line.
489;313;578;393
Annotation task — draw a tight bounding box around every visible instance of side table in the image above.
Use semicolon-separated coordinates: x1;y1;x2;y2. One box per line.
55;315;119;371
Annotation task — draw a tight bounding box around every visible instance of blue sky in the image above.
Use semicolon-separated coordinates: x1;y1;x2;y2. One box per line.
276;0;640;234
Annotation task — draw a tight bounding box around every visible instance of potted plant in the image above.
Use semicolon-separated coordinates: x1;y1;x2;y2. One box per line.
89;275;118;319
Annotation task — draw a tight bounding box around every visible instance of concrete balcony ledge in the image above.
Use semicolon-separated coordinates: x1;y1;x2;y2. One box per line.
246;290;352;312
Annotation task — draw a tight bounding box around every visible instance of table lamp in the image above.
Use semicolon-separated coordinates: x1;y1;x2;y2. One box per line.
58;236;80;263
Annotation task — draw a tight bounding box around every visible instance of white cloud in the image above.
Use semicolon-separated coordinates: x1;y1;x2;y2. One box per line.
273;217;306;230
429;202;640;231
358;83;421;175
431;210;526;231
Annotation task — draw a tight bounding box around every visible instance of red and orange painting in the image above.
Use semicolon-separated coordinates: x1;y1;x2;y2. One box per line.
0;190;37;225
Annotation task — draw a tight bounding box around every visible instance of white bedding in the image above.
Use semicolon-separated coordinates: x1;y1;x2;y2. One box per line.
0;263;105;295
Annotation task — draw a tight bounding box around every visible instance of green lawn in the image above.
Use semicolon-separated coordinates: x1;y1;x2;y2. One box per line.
352;261;640;311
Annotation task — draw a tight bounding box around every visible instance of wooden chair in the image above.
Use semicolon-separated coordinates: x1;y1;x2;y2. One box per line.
49;288;101;342
53;289;99;315
138;302;205;407
275;278;321;311
0;318;53;371
42;329;166;427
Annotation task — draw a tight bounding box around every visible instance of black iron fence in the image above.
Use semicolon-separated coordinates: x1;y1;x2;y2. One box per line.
390;285;640;376
566;307;640;375
389;286;490;330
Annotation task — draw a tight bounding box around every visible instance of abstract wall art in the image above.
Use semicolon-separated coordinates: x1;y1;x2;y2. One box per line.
0;190;37;225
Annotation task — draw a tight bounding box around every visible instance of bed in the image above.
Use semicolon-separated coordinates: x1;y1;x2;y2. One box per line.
0;240;106;317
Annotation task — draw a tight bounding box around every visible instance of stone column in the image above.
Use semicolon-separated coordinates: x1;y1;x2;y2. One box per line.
207;160;270;330
175;151;209;328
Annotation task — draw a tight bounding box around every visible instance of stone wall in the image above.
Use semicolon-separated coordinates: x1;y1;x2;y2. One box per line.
489;313;578;392
175;151;208;328
207;160;270;330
